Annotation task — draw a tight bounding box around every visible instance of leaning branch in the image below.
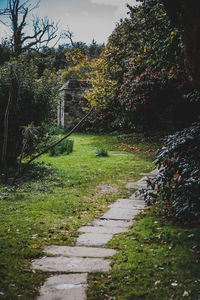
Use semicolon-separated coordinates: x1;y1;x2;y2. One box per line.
13;106;94;182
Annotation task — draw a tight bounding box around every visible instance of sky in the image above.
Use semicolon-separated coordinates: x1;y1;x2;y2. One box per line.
0;0;139;45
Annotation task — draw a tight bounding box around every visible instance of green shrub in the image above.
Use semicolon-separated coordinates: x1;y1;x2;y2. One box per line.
96;147;108;157
151;122;200;223
48;136;74;156
120;62;200;131
48;126;68;135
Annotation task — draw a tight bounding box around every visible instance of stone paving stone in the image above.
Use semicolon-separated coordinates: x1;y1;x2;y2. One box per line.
78;226;129;234
109;199;145;209
148;168;159;176
101;207;140;220
32;256;111;273
140;173;157;179
36;274;87;300
92;219;134;228
44;246;117;258
76;233;113;247
128;198;145;205
126;182;153;190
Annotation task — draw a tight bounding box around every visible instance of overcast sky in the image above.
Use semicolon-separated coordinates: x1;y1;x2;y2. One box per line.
0;0;139;45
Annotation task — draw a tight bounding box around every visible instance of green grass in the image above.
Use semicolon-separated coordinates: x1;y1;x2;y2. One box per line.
0;132;156;299
87;209;200;300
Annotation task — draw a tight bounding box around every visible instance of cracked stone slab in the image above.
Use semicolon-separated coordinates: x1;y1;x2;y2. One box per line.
92;219;134;228
109;199;145;209
32;256;111;273
101;207;140;220
44;246;117;258
36;274;87;300
76;233;113;247
78;226;129;234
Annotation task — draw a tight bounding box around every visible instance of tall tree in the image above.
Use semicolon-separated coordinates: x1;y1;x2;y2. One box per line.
0;0;59;55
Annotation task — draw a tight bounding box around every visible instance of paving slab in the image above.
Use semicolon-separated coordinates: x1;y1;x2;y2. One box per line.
78;226;129;234
128;198;145;205
92;219;134;228
140;172;156;177
109;199;145;209
101;207;140;220
137;176;149;183
32;256;111;273
148;168;159;176
44;246;117;258
76;233;113;247
126;182;153;190
36;274;87;300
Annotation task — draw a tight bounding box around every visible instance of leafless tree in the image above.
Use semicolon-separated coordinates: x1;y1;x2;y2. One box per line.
61;26;75;47
0;0;59;55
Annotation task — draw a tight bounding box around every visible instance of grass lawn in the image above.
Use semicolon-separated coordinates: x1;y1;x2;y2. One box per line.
0;132;156;299
1;132;199;299
87;208;200;300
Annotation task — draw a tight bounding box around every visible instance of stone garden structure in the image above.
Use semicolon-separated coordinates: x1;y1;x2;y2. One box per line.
58;79;91;129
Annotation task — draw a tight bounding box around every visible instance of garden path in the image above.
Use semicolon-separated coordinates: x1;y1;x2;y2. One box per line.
32;169;158;300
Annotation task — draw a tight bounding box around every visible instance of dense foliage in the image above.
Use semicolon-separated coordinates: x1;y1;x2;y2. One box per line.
0;56;59;167
120;61;200;131
151;122;200;222
61;50;94;82
85;0;188;132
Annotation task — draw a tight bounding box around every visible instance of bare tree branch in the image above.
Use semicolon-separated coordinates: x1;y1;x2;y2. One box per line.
61;26;75;47
0;0;59;55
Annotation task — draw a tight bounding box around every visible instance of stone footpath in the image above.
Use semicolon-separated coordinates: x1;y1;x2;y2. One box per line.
32;169;158;300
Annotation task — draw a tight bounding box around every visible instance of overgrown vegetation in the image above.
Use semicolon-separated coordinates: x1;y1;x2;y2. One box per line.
0;56;59;169
152;122;200;222
84;0;194;133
